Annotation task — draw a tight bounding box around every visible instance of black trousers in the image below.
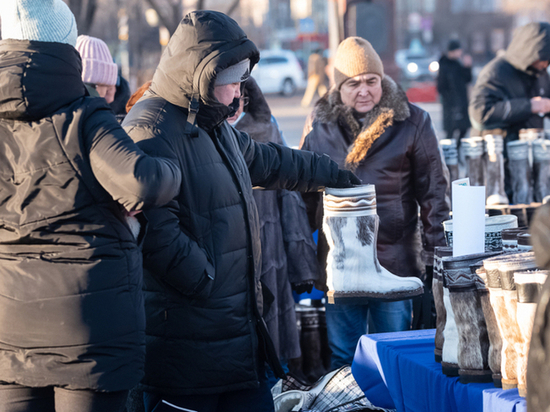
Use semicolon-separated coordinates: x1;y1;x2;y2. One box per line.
0;383;128;412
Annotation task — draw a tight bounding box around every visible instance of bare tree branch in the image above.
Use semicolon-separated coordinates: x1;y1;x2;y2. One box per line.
142;0;180;34
196;0;205;10
65;0;97;34
226;0;240;16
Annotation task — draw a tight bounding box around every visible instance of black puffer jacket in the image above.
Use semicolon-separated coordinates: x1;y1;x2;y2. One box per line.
123;11;339;396
469;22;550;141
300;77;449;289
0;40;180;391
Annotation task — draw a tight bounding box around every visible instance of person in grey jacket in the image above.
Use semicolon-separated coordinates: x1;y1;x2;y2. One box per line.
123;10;358;412
0;1;180;411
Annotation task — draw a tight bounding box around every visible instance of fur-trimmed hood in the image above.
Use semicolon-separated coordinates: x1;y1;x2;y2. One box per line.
313;76;410;168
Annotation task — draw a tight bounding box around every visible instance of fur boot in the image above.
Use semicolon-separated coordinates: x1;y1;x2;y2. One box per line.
533;139;550;203
484;134;509;205
322;185;423;304
517;233;532;252
440;138;459;183
476;266;504;387
501;227;528;253
297;306;326;383
462;137;485;186
514;271;548;397
507;140;533;205
443;252;500;383
433;246;453;363
484;253;537;389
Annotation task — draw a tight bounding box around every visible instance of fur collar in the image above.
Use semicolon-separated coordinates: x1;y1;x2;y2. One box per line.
313;76;410;169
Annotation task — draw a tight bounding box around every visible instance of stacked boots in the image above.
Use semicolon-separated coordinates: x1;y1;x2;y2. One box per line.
293;304;327;383
484;252;537;389
501;227;528;253
484;134;509;205
475;265;504;387
514;270;548;397
322;185;423;304
442;252;501;382
462;137;485;186
507;140;533;205
433;246;453;363
440;138;459;183
533;139;550;202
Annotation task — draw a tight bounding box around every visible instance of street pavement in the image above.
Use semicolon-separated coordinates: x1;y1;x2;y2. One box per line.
265;92;444;148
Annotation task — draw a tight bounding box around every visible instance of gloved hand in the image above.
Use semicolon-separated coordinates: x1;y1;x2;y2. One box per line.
292;281;314;294
332;169;361;188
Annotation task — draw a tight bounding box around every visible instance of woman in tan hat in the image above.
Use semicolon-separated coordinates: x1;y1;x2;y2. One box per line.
300;36;450;368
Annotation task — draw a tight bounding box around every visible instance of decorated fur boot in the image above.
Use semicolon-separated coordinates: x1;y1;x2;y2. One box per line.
514;270;548;397
497;256;538;389
507;140;533;205
484;134;509;205
440;138;459;183
433;246;452;363
322;185;423;304
532;139;550;202
501;227;528;253
475;265;504;387
462;137;485;186
444;252;500;383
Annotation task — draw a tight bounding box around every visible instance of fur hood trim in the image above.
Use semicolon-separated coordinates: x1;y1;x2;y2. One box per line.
313;76;410;169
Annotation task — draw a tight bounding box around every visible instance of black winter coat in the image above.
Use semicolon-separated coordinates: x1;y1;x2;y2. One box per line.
233;78;319;361
437;55;472;134
469;22;550;142
0;40;180;391
123;11;339;396
300;77;450;290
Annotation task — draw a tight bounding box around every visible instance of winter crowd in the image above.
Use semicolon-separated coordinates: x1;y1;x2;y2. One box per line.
2;0;550;410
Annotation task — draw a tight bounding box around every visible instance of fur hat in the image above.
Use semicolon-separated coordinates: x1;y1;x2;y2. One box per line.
215;59;250;86
333;37;384;90
76;35;118;86
0;0;78;46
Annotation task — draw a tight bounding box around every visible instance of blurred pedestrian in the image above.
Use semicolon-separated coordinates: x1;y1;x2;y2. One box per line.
122;10;359;412
0;0;181;411
75;34;118;104
469;22;550;199
301;49;328;107
110;69;132;120
228;77;320;387
300;36;449;369
437;39;472;143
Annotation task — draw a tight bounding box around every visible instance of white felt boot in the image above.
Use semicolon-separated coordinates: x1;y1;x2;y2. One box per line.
322;185;423;304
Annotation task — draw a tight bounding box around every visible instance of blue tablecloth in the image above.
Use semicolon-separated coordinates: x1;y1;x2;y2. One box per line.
351;329;526;412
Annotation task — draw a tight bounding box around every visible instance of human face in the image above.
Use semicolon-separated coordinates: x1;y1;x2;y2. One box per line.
214;82;241;106
532;60;550;72
340;73;382;113
95;84;116;104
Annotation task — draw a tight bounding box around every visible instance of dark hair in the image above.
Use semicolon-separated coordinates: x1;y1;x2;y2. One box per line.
448;39;461;52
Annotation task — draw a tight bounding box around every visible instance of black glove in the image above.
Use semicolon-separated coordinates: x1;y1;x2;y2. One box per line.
332;169;362;188
292;281;314;294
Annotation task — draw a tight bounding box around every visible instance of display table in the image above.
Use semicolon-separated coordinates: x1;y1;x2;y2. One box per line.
351;329;526;412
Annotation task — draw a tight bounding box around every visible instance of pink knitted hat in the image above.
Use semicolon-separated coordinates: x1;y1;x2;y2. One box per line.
75;35;118;86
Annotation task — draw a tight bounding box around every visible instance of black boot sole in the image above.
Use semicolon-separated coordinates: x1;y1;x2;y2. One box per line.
327;287;423;304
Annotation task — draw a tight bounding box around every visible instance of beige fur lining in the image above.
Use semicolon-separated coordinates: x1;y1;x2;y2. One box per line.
345;109;394;169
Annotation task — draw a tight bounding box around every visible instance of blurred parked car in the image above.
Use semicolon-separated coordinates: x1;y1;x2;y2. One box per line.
395;48;439;81
252;49;306;96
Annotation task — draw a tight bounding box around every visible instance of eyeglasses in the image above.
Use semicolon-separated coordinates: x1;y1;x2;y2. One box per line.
240;97;249;107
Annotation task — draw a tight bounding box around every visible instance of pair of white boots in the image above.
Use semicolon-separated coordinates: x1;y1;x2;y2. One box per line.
322;185;423;304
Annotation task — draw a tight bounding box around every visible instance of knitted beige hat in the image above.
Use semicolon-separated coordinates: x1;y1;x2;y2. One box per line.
333;37;384;90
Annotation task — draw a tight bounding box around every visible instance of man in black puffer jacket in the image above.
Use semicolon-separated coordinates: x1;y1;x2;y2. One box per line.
123;10;359;412
469;23;550;199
